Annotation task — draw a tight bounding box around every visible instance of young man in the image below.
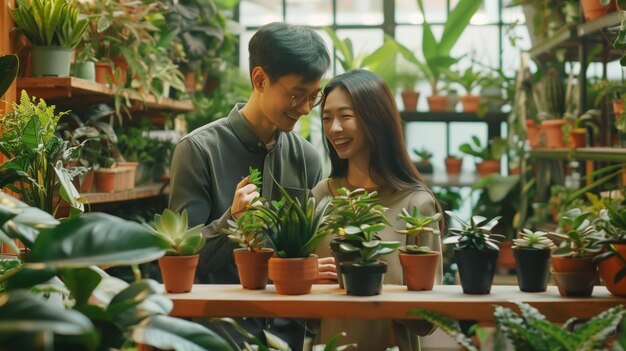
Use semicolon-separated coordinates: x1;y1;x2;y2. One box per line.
169;22;333;349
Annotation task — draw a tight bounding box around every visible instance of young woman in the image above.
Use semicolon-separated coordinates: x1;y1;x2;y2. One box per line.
312;69;444;351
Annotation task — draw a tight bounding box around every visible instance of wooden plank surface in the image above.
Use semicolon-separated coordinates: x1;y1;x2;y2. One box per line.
167;284;625;322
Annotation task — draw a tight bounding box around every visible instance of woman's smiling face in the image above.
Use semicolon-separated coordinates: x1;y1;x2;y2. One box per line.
322;87;370;161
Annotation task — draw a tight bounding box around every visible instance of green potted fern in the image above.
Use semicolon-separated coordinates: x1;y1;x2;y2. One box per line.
443;211;504;294
395;207;441;291
323;188;399;296
11;0;88;77
512;229;556;292
251;181;332;295
147;209;205;293
223;168;275;290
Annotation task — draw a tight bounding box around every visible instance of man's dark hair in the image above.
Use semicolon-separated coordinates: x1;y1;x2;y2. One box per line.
249;22;330;83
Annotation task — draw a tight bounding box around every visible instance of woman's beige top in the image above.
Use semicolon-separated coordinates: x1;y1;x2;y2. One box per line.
310;178;443;351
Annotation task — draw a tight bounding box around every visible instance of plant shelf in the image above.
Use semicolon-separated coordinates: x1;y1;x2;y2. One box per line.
82;183;168;204
401;111;508;123
530;147;626;162
422;171;481;188
16;77;193;117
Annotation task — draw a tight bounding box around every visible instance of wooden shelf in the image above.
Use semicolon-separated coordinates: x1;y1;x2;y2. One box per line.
529;12;622;62
17;77;193;117
401;111;508;123
530;147;626;162
82;183;168;204
167;284;624;323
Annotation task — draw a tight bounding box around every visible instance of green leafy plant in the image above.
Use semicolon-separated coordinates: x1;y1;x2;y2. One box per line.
594;205;626;284
445;63;488;95
251;181;331;258
410;302;626;351
459;136;507;162
396;0;481;95
396;207;441;254
0;90;84;218
443;211;504;251
323;188;399;266
11;0;88;48
513;228;556;250
147;208;206;256
412;147;433;162
562;108;600;145
224;210;268;253
549;208;604;258
248;167;262;188
0;54;18;99
0;192;230;350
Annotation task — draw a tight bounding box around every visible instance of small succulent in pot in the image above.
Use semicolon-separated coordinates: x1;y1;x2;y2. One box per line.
224;210;268;253
396;207;441;254
443;211;504;251
513;229;556;250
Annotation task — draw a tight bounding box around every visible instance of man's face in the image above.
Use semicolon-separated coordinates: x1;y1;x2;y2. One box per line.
261;73;323;132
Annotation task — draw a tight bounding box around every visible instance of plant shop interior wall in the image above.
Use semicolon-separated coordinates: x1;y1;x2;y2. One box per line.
1;0;17;112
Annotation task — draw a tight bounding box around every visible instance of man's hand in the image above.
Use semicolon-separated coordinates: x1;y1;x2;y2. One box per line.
315;256;337;284
230;176;260;219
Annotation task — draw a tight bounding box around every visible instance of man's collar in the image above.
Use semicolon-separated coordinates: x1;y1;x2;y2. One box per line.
228;103;282;153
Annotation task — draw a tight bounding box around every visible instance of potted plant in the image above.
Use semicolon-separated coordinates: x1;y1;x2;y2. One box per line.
459;136;507;176
593;205;626;296
396;0;481;111
512;229;556;292
445;62;487;112
443;211;504;294
444;154;463;174
548;208;603;297
223;168;275;290
396;65;422;111
11;0;88;77
395;207;442;291
323;188;399;296
251;181;331;295
562;108;600;148
0;90;84;218
147;208;206;293
412;147;434;174
0;192;231;350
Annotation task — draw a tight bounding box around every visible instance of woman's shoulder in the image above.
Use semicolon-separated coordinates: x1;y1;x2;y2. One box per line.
384;187;437;213
311;178;336;200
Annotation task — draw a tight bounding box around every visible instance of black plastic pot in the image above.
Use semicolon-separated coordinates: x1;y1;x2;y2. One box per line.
455;248;498;294
330;238;363;289
513;248;551;292
340;262;387;296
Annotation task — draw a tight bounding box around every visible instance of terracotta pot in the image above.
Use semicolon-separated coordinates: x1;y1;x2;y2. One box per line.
158;254;199;293
475;160;500;176
401;91;420;111
459;95;481;113
184;71;197;94
109;56;129;87
551;256;596;273
553;270;597;297
268;255;318;295
580;0;616;21
233;248;274;290
540;119;566;148
94;168;118;193
399;252;439;291
445;157;462;174
95;62;113;86
496;241;516;270
568;129;586;148
427;95;447;112
598;244;626;297
508;166;520;175
526;120;541;148
80;169;95;193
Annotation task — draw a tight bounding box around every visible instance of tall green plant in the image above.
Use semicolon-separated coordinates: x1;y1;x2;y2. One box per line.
11;0;88;48
397;0;481;95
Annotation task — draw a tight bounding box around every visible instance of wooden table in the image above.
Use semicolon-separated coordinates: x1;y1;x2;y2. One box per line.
166;284;625;322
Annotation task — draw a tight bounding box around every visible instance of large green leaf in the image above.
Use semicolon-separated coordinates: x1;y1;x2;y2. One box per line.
26;213;169;268
130;314;231;351
0;54;18;99
0;290;93;335
62;267;102;307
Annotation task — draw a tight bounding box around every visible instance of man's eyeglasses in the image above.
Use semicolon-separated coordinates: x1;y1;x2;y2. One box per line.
275;80;324;108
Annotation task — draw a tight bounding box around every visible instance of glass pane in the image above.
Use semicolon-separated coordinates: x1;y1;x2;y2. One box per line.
336;0;383;25
286;0;332;26
450;122;488;172
395;0;421;24
502;0;526;24
333;29;384;75
469;1;499;25
413;0;448;23
450;25;500;73
238;30;255;76
404;122;447;171
239;0;283;27
502;25;531;77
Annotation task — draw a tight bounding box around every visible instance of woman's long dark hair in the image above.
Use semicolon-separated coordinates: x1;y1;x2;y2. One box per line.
320;69;444;228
